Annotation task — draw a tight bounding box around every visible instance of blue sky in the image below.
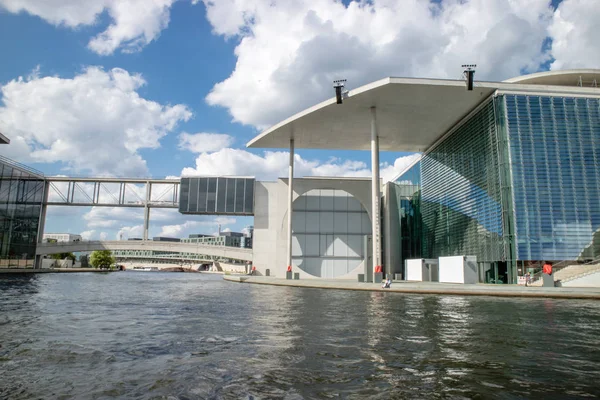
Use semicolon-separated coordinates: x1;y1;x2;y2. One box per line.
0;0;595;240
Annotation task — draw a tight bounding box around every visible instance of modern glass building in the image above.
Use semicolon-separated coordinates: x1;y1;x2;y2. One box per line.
393;90;600;283
0;156;45;267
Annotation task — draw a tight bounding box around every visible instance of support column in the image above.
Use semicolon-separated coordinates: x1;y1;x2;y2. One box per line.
35;180;50;269
370;107;382;279
143;181;151;241
287;138;294;274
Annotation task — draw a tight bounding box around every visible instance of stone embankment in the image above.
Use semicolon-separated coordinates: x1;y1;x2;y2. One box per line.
223;275;600;300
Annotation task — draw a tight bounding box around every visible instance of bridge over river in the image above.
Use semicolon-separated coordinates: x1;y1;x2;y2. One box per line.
35;240;253;263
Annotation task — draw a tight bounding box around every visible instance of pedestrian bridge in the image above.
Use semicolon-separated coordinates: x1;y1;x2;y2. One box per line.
35;241;253;262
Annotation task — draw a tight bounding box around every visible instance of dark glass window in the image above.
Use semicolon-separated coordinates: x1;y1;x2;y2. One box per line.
206;178;217;212
225;178;235;213
235;179;245;212
216;178;226;213
244;179;254;213
197;178;208;213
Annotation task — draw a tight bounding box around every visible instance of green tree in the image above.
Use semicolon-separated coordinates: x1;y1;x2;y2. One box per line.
90;250;115;269
50;252;76;261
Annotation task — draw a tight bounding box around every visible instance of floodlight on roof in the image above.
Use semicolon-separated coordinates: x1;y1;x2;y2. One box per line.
462;64;476;91
333;79;347;104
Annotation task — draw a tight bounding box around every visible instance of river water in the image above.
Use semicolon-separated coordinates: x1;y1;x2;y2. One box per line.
1;272;600;399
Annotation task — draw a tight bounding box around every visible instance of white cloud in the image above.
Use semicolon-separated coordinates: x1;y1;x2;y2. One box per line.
99;231;108;241
181;147;417;182
548;0;600;71
0;67;191;176
81;230;96;240
178;132;235;153
158;216;236;237
203;0;553;128
0;0;185;55
84;207;144;229
117;225;144;240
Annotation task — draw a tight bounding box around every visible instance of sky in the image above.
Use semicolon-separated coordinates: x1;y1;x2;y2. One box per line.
0;0;598;240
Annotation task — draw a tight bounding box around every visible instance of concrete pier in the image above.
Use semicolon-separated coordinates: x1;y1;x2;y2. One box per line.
223;276;600;300
0;268;115;274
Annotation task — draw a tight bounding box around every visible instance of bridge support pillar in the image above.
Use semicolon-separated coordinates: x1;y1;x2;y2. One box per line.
287;138;294;275
35;181;50;269
370;107;382;282
143;181;151;241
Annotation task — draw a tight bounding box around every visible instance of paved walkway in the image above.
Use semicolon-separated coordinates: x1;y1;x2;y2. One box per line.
223;275;600;300
0;268;115;274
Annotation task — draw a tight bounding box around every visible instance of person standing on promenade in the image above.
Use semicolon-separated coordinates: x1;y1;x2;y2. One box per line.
542;261;554;287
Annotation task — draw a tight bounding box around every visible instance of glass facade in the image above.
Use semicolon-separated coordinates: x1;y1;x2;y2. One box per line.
503;95;600;263
389;161;422;270
179;177;254;215
392;93;600;283
0;158;45;267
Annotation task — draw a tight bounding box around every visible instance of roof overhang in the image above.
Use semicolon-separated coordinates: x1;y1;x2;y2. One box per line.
0;132;9;144
247;74;600;152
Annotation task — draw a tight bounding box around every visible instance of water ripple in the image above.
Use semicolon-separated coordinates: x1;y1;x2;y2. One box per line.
1;273;600;399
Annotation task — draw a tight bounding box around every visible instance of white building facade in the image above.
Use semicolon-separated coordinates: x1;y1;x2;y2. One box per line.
42;233;82;243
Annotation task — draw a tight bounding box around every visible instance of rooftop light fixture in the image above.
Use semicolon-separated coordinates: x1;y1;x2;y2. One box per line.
333;79;347;104
462;64;476;91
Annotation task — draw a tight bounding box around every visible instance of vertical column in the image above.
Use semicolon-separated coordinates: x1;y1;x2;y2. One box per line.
143;181;151;241
35;180;50;269
287;138;295;273
370;107;382;279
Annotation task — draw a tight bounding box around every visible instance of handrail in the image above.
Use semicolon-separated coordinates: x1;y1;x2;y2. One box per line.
530;256;600;282
0;154;45;178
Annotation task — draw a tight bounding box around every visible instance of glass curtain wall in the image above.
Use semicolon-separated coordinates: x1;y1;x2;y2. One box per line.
0;159;45;267
394;99;513;283
503;94;600;265
391;161;423;273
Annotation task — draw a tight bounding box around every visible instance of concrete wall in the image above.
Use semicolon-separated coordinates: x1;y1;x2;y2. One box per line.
252;177;373;280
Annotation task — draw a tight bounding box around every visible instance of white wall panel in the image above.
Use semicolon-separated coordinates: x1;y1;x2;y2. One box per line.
348;213;362;233
320;189;334;210
290;188;371;278
292;211;305;233
361;213;371;233
292;234;304;257
347;235;363;257
306;193;320;210
333;191;347;211
348;196;362;211
306;212;320;232
305;234;319;256
320;212;334;233
333;259;348;276
334;212;348;233
333;235;348;257
294;194;306;210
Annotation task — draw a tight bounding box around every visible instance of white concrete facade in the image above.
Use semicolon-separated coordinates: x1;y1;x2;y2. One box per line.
252;177;375;279
43;233;82;242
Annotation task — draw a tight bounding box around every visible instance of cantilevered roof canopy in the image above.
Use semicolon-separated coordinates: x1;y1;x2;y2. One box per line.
0;131;9;144
247;71;600;152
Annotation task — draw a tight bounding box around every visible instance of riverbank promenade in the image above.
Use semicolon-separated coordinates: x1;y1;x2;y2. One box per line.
223;275;600;300
0;268;114;274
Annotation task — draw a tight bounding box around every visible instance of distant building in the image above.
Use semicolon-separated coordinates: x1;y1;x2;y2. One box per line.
181;231;246;248
128;238;143;241
152;237;180;242
43;233;82;243
240;236;252;249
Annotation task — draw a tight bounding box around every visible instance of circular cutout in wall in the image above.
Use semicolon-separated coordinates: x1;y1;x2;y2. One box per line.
291;189;371;278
